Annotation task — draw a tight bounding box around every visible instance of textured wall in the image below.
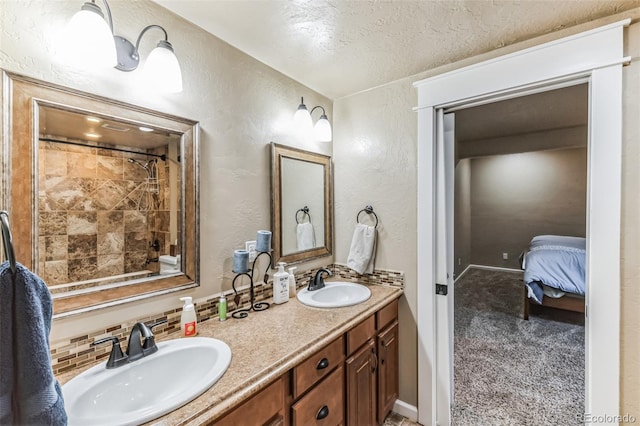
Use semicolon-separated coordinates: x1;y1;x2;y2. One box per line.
470;148;587;269
0;0;333;342
333;9;640;411
621;20;640;424
333;82;418;405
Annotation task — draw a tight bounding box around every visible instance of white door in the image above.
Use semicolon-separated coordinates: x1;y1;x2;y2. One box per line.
434;111;455;425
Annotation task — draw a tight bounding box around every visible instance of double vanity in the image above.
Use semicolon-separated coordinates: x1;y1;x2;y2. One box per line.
59;281;402;425
2;71;402;425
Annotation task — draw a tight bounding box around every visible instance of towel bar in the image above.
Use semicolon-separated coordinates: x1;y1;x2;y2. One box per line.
0;210;16;276
295;206;312;224
356;205;379;228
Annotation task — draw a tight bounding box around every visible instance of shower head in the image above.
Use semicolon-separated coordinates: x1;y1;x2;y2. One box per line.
128;158;151;170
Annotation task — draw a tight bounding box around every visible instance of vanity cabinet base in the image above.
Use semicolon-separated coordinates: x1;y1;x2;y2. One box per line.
213;297;400;425
214;377;285;426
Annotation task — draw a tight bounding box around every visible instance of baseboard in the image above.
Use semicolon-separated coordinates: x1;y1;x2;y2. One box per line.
393;399;418;421
454;264;472;283
469;264;523;274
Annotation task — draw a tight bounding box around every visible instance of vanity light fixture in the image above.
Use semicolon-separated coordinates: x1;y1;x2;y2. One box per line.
292;97;332;142
138;126;154;132
65;1;117;68
66;1;183;93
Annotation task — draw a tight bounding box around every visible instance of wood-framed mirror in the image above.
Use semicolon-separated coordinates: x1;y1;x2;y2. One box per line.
270;142;332;264
1;71;200;317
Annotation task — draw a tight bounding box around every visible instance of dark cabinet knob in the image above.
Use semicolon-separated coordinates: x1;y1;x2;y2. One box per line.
316;357;329;370
316;405;329;420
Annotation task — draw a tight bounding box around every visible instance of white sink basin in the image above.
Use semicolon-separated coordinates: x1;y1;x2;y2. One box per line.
297;281;371;308
62;337;231;426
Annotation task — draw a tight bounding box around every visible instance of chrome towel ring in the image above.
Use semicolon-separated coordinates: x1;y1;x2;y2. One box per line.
356;205;379;228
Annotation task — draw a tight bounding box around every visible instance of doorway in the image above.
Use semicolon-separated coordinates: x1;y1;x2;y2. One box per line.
450;84;588;422
414;20;628;425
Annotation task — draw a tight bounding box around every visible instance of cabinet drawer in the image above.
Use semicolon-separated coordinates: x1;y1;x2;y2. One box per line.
346;314;375;356
292;336;345;399
215;377;284;426
377;299;398;330
291;365;344;426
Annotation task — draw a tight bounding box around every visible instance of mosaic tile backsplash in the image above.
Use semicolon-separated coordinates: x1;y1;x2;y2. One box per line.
49;263;404;375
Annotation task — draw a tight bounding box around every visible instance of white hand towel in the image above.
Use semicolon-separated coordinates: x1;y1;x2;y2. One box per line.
296;222;316;251
347;224;377;274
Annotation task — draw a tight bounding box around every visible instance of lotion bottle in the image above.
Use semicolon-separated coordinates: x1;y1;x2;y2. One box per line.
273;262;289;304
288;267;297;298
179;296;197;336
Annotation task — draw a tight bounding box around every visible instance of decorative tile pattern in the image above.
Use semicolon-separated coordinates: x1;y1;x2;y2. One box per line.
331;262;405;288
39;139;177;288
49;263;404;375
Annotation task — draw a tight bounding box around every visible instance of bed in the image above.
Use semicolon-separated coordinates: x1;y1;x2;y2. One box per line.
520;235;586;320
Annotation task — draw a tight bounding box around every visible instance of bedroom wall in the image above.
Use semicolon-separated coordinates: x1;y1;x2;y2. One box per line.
470;148;587;269
454;159;471;277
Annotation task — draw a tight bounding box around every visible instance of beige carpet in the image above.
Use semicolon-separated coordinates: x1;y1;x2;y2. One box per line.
451;268;584;425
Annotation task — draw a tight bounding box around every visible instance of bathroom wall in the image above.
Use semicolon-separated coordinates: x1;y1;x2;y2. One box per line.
621;19;640;422
0;0;332;342
3;1;639;417
333;80;419;407
333;8;640;411
470;148;587;269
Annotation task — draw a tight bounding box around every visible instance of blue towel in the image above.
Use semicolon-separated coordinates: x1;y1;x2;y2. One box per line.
0;261;67;425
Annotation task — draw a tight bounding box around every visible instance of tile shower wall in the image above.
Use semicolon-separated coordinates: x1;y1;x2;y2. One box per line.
38;139;176;286
50;264;404;375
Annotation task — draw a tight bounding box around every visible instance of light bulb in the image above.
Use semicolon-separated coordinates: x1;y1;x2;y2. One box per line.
313;114;332;142
141;40;183;93
293;99;313;132
63;2;116;69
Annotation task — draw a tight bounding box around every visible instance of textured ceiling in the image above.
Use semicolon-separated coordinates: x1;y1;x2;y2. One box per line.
153;0;638;99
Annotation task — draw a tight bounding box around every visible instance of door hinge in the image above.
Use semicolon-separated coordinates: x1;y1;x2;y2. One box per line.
435;284;448;296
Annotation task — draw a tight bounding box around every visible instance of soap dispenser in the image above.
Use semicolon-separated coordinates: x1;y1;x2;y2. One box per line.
179;296;197;336
273;262;289;304
288;267;297;298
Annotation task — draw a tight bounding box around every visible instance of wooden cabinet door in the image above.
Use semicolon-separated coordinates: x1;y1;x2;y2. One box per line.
291;366;344;425
346;338;377;426
214;377;285;426
377;320;399;423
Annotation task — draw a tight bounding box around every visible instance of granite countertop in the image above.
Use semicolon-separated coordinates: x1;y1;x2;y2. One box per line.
58;282;403;425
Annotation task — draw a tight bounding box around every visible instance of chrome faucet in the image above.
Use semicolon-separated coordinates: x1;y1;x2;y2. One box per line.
91;320;166;369
308;268;332;291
